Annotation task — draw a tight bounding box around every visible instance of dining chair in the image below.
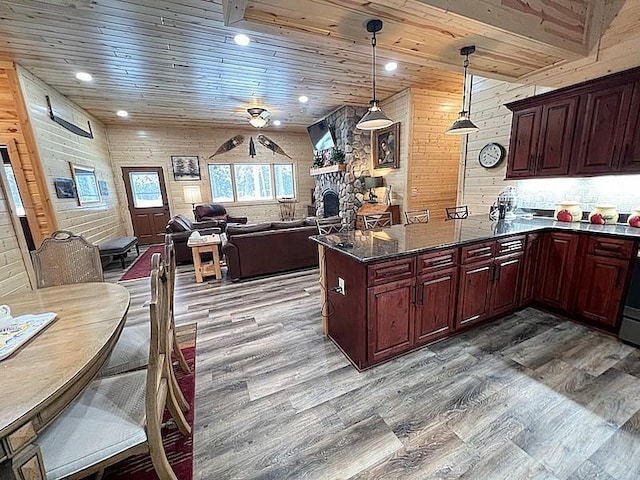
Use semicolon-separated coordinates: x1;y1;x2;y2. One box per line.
316;218;349;235
404;209;430;224
445;205;469;220
35;254;183;480
31;230;103;288
363;212;392;229
99;241;191;423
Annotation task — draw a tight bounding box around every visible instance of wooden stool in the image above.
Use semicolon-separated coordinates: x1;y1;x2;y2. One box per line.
187;234;222;282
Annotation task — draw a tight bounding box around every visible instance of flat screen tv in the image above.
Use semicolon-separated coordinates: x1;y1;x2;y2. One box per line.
307;120;335;153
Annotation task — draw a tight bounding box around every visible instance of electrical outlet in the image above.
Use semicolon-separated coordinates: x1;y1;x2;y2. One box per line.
338;277;346;296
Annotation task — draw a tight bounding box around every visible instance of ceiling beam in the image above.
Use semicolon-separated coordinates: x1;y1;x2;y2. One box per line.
413;0;591;56
222;0;249;26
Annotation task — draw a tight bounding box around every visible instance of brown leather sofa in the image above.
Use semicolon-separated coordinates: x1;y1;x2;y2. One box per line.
165;214;221;263
222;219;319;281
194;204;248;231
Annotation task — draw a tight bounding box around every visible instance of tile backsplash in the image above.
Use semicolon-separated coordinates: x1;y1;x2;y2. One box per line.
516;175;640;214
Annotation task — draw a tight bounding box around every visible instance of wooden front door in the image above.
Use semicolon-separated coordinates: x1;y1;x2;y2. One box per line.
122;167;170;245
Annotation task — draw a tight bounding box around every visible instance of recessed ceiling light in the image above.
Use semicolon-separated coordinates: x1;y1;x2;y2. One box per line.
116;110;128;117
298;95;309;103
234;34;250;46
273;120;281;126
75;72;93;82
385;62;398;72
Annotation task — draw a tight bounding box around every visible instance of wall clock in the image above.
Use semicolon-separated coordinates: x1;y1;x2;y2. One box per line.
478;142;506;168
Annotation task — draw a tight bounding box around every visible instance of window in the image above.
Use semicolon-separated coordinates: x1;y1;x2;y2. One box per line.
3;164;25;216
70;163;100;205
208;163;296;202
128;171;164;208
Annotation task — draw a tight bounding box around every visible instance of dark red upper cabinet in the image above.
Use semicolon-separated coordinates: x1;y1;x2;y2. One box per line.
537;97;578;176
620;80;640;172
505;66;640;179
506;107;541;178
573;83;633;175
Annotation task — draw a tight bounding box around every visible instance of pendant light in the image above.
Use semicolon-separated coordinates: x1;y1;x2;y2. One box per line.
356;19;393;131
446;45;479;135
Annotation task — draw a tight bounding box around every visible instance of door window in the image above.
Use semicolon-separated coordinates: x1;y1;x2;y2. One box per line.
128;172;163;208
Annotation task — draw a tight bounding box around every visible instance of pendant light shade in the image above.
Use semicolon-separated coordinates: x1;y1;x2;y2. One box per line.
357;19;393;131
446;46;479;135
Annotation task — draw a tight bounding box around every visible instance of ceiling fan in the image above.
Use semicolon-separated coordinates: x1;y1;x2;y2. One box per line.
247;107;270;128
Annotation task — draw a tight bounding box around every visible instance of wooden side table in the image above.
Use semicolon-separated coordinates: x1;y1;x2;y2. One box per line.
187;234;222;282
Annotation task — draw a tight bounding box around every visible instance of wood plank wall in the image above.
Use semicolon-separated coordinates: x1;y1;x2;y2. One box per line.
407;88;462;221
17;66;127;244
460;0;640;214
106;125;315;228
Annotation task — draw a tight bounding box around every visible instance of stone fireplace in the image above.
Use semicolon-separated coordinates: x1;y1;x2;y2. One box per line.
312;106;371;226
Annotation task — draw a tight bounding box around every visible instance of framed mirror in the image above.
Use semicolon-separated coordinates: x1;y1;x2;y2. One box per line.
70;163;100;205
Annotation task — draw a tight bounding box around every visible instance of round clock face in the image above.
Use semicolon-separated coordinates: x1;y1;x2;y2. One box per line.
479;142;506;168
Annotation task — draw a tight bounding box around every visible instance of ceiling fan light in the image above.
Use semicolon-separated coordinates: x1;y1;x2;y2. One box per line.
446;111;479;135
357;102;393;130
249;117;268;128
247;107;269;128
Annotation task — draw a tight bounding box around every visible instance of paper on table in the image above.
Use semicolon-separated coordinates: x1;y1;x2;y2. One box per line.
0;312;57;361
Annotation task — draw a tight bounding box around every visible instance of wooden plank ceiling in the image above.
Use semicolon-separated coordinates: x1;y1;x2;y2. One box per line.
0;0;615;128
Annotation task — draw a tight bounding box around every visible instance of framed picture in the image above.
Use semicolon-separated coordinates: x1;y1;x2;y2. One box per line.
373;122;400;169
171;155;201;181
54;177;77;199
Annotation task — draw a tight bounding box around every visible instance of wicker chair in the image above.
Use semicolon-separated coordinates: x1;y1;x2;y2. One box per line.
31;230;103;288
404;209;430;224
35;254;184;480
363;212;392;229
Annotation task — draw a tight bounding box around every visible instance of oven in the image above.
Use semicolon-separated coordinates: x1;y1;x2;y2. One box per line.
620;256;640;347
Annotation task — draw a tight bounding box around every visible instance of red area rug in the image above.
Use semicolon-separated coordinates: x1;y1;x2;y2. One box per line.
103;345;196;479
119;245;164;281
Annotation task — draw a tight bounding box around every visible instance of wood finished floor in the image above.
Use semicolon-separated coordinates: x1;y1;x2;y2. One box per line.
107;253;640;480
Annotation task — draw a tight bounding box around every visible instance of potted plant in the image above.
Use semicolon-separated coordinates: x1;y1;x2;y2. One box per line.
331;147;346;164
312;152;324;168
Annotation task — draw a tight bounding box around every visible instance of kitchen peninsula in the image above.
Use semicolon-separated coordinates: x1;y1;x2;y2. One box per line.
312;216;640;369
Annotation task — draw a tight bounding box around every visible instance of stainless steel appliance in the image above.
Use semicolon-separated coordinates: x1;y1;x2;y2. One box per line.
620;257;640;347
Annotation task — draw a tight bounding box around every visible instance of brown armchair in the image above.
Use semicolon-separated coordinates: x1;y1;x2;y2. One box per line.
165;214;221;263
194;204;248;231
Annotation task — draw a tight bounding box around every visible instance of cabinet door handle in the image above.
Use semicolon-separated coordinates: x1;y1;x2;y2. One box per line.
490;264;496;283
495;264;501;283
418;284;424;305
412;285;417;304
537;153;543;163
613;145;618;162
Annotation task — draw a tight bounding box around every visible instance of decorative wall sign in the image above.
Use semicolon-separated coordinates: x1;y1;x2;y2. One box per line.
257;134;292;159
171;155;201;181
46;96;94;139
249;137;256;158
373;122;400;169
54;177;77;199
209;135;244;158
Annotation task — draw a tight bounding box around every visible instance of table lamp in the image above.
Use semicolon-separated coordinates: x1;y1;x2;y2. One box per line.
363;176;383;203
183;185;202;219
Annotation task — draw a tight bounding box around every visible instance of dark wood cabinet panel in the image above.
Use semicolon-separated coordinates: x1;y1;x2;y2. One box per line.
367;257;416;286
537;233;579;310
491;253;524;316
367;278;415;363
573;83;633;175
415;267;457;345
521;233;541;306
537;97;578;176
620;80;640;172
457;259;493;328
461;240;495;264
506;107;541;178
575;255;629;327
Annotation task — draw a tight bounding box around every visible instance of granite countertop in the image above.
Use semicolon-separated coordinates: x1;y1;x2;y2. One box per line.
310;215;640;263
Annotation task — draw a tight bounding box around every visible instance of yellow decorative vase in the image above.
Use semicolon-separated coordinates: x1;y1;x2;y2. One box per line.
588;204;619;225
554;201;582;223
628;208;640;228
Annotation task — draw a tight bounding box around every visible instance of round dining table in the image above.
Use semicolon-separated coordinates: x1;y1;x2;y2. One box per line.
0;282;130;479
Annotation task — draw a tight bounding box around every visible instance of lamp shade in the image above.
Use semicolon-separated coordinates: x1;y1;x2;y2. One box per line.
183;185;202;204
249;116;268;128
364;176;384;189
446;112;479;135
357;102;393;131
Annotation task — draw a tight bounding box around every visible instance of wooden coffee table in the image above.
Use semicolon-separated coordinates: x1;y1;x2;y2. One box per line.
187;234;222;282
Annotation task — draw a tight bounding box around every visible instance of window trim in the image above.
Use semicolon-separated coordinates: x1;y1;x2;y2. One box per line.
208;162;296;204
